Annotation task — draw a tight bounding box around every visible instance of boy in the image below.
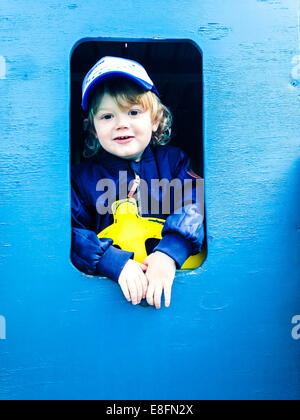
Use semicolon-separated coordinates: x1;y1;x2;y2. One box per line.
71;56;204;309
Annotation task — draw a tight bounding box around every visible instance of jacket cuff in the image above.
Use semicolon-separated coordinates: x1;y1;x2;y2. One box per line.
96;246;134;283
154;233;193;269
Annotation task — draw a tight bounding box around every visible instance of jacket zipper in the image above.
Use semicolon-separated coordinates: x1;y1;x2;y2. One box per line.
128;172;142;215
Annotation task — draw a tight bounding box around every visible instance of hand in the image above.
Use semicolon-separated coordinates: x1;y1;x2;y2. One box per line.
118;260;147;305
143;251;176;309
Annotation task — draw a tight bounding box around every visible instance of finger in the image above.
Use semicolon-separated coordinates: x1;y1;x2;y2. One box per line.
127;278;138;305
142;256;151;266
140;273;148;299
138;263;148;272
119;280;131;302
164;284;172;308
146;282;155;306
134;275;143;304
154;286;163;309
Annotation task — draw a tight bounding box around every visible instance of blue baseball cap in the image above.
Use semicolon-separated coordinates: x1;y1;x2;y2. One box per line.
81;56;159;112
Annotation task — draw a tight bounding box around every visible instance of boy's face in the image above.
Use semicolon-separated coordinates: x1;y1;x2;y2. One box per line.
93;92;159;161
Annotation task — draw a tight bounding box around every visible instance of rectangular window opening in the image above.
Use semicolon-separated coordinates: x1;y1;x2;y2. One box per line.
70;38;207;278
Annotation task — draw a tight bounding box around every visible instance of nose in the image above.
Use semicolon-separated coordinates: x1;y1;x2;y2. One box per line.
116;112;129;130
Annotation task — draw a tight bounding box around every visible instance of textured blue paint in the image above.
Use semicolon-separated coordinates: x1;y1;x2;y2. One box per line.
0;0;300;400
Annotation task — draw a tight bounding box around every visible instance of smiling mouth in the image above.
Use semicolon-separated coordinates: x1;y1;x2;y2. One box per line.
114;136;134;143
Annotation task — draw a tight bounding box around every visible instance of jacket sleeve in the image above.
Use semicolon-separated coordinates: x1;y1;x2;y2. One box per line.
71;174;133;282
154;150;205;268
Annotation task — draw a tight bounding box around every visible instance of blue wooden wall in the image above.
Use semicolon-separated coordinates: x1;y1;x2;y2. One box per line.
0;0;299;400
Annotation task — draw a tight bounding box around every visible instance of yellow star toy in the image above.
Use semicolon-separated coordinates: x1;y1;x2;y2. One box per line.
98;198;206;269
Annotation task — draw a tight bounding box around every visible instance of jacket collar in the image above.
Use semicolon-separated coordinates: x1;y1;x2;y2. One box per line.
97;144;155;171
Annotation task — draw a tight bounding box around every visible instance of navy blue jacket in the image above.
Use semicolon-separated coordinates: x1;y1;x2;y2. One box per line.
71;144;204;282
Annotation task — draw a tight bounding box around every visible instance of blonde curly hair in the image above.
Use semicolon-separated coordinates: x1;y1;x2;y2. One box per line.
83;78;172;158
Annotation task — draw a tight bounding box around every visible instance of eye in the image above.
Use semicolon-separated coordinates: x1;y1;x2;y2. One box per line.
100;114;113;120
129;108;142;116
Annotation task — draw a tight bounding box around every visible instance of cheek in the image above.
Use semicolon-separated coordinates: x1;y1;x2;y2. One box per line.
137;124;152;140
137;119;156;138
94;123;108;141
